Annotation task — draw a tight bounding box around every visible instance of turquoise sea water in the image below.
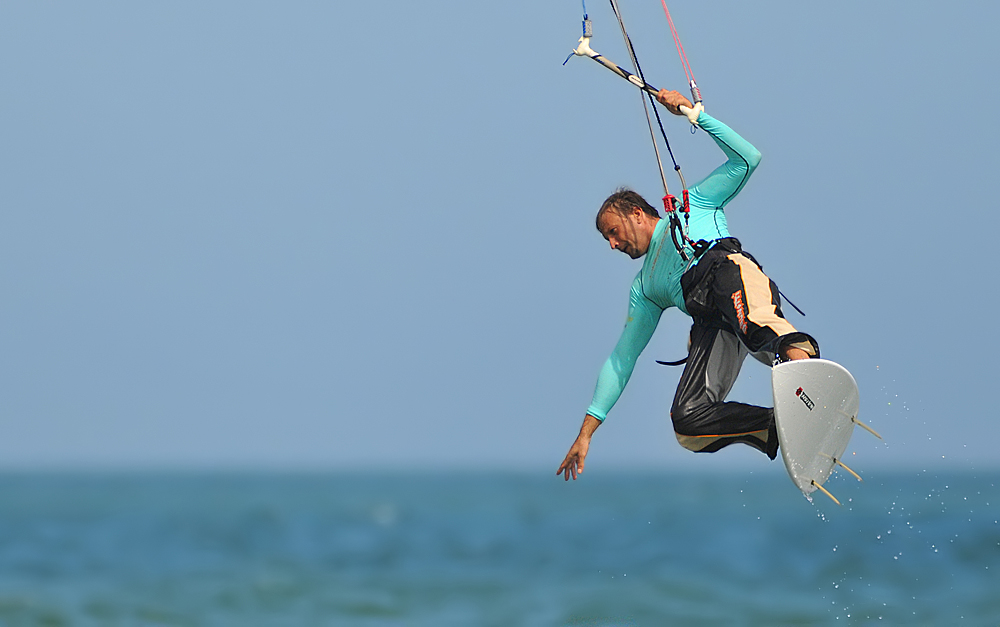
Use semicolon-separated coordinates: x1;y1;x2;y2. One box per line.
0;471;995;625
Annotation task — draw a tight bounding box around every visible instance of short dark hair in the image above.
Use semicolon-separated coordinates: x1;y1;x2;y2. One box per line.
596;188;660;231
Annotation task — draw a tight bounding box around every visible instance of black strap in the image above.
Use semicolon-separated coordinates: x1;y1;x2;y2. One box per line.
668;213;689;261
778;288;806;316
656;356;688;366
691;239;714;258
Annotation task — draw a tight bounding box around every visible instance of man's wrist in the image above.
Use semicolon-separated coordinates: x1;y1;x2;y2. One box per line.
581;414;602;437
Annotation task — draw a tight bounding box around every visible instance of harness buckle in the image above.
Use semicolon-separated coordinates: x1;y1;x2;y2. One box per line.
661;192;689;216
662;194;678;214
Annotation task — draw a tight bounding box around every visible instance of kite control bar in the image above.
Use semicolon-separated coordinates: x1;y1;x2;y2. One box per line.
571;36;659;96
570;36;702;126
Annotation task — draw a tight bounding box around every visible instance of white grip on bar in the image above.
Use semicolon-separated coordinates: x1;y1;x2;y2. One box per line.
678;102;703;126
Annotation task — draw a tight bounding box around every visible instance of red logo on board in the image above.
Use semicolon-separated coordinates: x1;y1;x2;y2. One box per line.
796;387;815;410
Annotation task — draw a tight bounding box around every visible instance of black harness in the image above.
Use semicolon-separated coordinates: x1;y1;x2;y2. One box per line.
655;236;806;367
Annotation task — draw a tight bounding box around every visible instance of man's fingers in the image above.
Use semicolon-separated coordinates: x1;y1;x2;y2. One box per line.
557;456;573;480
558;442;589;482
654;88;693;116
558;456;578;481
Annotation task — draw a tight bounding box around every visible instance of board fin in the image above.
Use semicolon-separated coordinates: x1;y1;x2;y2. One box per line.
834;458;863;482
852;417;883;440
819;453;863;482
810;480;841;506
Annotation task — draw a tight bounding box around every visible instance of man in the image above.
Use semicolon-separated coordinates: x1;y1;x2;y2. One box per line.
557;89;819;481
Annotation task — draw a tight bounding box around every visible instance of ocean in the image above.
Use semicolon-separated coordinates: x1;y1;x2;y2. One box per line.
0;470;995;626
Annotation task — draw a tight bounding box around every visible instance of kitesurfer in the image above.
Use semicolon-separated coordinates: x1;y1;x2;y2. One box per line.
557;89;819;480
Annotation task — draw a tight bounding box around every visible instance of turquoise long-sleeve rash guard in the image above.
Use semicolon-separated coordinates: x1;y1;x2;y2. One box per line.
586;111;762;422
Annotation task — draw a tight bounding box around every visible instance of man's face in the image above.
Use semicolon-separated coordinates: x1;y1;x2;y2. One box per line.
597;208;649;259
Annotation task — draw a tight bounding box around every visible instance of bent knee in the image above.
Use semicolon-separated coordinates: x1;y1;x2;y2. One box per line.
670;404;718;453
669;401;704;438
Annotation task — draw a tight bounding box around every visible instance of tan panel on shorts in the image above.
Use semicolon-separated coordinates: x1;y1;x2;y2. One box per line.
675;429;770;452
729;253;797;338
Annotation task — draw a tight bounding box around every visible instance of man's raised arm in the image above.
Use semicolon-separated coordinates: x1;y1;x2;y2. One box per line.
655;89;761;210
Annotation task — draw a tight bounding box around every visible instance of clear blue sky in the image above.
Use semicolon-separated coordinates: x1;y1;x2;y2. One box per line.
1;1;997;472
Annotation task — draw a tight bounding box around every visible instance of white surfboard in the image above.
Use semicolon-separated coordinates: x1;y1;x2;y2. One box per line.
772;359;873;502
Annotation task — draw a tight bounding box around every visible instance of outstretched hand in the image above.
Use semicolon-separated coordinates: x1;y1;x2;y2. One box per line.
656;89;693;115
557;436;591;481
556;414;602;481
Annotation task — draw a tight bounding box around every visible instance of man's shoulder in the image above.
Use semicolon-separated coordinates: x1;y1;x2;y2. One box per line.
629;270;644;291
629;270;663;311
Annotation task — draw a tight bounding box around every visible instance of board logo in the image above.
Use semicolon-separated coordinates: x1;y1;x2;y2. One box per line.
795;387;815;411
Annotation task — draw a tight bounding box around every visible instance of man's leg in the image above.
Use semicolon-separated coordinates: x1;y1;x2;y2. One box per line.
670;322;778;459
710;252;819;362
